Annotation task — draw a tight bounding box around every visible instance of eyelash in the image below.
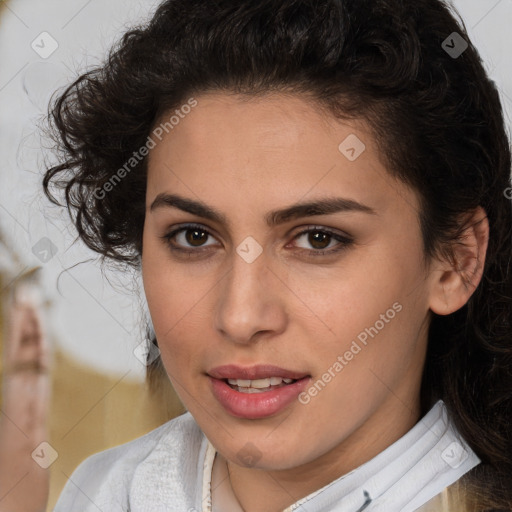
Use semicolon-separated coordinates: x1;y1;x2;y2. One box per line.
160;223;354;258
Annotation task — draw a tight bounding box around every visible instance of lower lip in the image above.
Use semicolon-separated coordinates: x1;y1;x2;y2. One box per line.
209;377;311;419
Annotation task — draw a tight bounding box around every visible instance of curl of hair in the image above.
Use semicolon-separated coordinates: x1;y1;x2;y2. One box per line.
43;0;512;509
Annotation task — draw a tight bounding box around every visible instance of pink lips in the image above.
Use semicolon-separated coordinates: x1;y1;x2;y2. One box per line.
208;364;311;419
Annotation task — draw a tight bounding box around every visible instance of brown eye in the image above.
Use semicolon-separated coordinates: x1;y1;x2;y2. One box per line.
161;224;218;251
185;228;209;247
308;231;332;250
292;226;354;256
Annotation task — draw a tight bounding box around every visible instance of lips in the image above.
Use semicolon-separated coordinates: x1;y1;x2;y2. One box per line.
208;364;311;419
208;364;309;381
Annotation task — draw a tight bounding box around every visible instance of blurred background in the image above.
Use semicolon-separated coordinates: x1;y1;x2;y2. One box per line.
0;0;510;510
0;1;185;510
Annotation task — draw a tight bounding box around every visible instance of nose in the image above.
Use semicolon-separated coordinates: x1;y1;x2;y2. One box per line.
213;251;287;345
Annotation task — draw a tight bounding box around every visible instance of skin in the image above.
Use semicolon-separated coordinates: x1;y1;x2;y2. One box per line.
141;91;488;512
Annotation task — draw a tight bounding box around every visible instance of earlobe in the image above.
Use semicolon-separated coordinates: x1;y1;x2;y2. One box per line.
429;206;489;316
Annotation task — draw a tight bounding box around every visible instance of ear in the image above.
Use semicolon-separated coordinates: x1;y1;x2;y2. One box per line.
428;206;489;316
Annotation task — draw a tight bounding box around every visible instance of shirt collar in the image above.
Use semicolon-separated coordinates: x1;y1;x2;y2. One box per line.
200;400;480;512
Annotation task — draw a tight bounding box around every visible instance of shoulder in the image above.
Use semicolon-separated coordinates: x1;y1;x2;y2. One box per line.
72;411;201;474
54;412;204;512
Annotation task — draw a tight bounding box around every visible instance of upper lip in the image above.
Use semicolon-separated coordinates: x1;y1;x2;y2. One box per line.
208;364;309;381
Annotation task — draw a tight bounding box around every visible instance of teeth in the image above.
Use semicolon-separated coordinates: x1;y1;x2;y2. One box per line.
227;377;296;389
227;379;251;387
251;378;273;389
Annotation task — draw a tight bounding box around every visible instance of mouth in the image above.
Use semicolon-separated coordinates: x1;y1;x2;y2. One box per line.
207;364;311;419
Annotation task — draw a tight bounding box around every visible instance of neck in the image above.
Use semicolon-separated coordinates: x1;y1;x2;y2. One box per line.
225;394;422;512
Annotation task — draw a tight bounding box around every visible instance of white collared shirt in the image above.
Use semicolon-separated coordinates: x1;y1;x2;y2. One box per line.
54;400;479;512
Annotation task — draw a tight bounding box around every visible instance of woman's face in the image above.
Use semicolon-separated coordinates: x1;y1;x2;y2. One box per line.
142;92;439;472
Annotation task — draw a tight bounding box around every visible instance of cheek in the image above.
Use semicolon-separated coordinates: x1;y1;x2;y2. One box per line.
141;243;208;372
289;260;408;337
296;248;429;374
142;239;178;348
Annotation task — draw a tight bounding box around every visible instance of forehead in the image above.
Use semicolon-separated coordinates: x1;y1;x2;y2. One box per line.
151;92;360;158
146;91;419;220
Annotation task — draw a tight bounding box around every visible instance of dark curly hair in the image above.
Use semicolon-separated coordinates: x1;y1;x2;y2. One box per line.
43;0;512;509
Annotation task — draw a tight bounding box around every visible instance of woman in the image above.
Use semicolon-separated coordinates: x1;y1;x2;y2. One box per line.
43;0;512;510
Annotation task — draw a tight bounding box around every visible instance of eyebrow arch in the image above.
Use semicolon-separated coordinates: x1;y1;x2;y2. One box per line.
149;193;377;228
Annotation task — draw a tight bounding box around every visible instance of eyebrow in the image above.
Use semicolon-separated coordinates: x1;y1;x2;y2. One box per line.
149;193;377;227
